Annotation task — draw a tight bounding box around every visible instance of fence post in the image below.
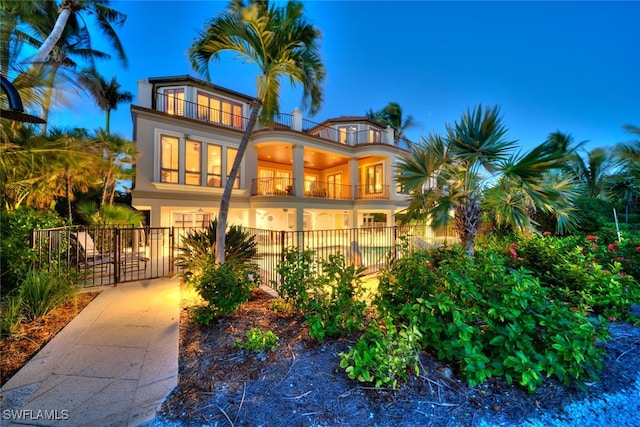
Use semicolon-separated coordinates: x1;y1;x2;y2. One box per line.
393;225;398;261
170;227;175;276
114;228;121;284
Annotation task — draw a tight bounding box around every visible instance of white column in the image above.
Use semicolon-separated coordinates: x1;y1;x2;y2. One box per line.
291;108;302;131
385;125;395;145
293;145;304;196
137;79;152;109
349;158;359;199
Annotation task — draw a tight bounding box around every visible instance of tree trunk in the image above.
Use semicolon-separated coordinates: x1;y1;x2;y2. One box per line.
455;196;481;257
40;63;60;134
215;101;262;264
65;171;73;223
31;5;73;64
105;109;111;133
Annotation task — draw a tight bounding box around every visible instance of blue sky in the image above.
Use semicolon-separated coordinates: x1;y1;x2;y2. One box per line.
48;0;640;152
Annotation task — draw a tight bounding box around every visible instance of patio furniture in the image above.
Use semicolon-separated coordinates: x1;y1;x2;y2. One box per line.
72;231;149;274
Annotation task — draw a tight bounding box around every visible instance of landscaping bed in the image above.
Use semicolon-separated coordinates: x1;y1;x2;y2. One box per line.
0;291;100;386
157;286;640;426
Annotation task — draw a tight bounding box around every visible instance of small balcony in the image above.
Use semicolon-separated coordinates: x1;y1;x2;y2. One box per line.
251;177;295;196
304;181;352;200
355;185;391;200
250;179;391;200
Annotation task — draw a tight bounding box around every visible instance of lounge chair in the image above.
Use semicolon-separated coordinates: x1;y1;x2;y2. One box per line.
72;231;148;273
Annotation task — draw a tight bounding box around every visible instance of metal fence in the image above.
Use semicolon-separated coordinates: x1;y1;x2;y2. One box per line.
32;223;449;289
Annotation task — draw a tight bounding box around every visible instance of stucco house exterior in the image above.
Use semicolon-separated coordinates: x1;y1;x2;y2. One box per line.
130;75;410;232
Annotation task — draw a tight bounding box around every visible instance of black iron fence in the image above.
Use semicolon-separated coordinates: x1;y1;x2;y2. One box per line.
32;223;445;289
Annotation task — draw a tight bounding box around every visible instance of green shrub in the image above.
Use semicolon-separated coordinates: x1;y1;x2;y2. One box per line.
272;249;368;342
304;254;368;342
0;208;63;294
195;261;258;317
176;219;258;287
234;328;280;353
19;267;78;320
376;245;609;391
191;305;215;325
511;235;640;321
339;317;421;388
0;294;24;337
272;247;316;306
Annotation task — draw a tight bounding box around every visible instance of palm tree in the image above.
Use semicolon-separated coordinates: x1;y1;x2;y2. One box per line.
30;0;127;67
79;69;133;133
189;0;325;264
610;124;640;222
92;129;137;207
397;105;574;255
564;138;615;199
366;102;415;145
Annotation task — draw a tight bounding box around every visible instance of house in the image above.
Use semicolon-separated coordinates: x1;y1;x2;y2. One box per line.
130;75;410;232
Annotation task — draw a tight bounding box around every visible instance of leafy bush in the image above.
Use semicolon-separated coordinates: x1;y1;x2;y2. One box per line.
273;249;368;342
19;267;78;320
0;294;24;337
176;219;258;287
0;208;63;294
376;245;609;391
510;235;640;320
339;317;421;388
234;328;280;353
304;254;368;342
272;247;315;306
194;261;258;318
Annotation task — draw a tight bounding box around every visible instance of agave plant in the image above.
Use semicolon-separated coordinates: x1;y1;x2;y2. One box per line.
176;218;259;286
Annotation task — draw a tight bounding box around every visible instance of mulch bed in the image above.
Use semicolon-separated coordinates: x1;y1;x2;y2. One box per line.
0;292;100;387
159;286;640;426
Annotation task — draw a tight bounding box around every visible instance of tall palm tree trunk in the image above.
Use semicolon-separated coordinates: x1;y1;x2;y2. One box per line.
31;2;74;64
215;100;261;264
455;196;481;256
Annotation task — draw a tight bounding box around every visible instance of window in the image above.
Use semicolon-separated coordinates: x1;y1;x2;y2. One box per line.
369;129;382;143
338;125;357;144
185;140;201;185
197;91;244;129
162;89;184;116
327;173;342;198
207;145;222;187
227;147;239;188
304;175;317;193
365;164;383;194
173;212;212;228
160;135;179;183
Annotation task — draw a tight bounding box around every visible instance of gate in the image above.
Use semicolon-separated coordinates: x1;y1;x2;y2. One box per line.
32;226;175;287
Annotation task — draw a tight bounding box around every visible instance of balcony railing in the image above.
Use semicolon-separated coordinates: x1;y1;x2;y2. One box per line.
251;179;391;200
153;92;405;147
304;181;352;200
355;184;391;200
251;177;295;196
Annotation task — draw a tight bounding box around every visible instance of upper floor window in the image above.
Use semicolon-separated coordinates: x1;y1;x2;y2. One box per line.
160;135;179;183
338;125;357;144
227;147;240;189
207;144;222;187
185;140;201;185
163;88;184;116
365;163;383;194
369;129;383;143
197;91;244;129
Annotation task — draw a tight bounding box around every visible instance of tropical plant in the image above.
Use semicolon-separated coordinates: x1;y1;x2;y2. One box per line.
396;106;574;255
366;101;415;145
563;137;615;199
176;218;258;287
19;266;78;320
91;129;137;206
30;0;127;67
610;124;640;222
234;328;280;353
0;294;24;337
189;0;325;264
79;69;133;133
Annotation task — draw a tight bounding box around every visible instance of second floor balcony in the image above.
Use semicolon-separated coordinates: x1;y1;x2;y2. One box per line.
250;178;391;200
154;91;406;148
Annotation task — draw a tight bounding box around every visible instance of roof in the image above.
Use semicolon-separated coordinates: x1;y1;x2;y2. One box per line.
148;75;255;103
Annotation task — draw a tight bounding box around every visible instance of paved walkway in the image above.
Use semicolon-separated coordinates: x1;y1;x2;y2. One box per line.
1;277;181;427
